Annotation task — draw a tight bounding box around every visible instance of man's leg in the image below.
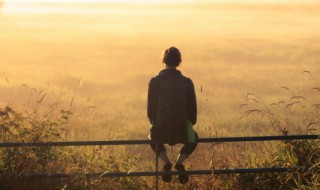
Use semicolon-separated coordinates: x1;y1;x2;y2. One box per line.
174;131;199;184
150;142;172;182
150;142;171;164
176;131;199;164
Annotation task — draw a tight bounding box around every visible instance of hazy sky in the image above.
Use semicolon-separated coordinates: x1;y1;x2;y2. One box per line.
3;0;318;14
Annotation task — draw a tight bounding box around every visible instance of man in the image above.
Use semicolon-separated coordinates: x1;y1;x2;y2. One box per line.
147;47;198;184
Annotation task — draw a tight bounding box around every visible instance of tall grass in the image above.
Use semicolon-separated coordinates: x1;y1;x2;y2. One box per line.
1;71;319;189
233;71;320;189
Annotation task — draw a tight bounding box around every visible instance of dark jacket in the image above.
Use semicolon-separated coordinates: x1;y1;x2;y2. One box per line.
147;68;197;143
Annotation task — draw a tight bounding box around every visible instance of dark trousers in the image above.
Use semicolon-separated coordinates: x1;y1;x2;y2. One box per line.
150;131;198;155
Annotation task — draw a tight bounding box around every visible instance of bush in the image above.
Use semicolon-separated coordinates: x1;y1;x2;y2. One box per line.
0;106;148;190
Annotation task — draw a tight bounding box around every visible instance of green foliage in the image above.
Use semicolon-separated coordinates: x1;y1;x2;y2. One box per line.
0;105;67;189
0;106;146;189
235;140;320;190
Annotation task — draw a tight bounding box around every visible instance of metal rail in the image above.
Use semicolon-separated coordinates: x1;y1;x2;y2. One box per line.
21;167;305;178
0;134;318;190
0;135;318;148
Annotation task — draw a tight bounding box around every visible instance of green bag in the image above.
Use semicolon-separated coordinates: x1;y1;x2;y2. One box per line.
187;120;195;143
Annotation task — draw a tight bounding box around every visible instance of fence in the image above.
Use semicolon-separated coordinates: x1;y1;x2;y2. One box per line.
0;134;319;189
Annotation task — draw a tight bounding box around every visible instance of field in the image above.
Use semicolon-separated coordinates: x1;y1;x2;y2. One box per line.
0;1;320;189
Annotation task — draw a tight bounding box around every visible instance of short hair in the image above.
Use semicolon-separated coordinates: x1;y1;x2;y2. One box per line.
162;47;182;67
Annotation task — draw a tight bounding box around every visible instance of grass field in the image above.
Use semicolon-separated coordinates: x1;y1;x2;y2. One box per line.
0;1;320;189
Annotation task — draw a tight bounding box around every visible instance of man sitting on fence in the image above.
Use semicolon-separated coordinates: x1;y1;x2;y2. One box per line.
147;47;198;184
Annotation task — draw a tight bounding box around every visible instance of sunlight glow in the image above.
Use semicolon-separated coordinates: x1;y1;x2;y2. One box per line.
6;0;194;3
5;0;319;3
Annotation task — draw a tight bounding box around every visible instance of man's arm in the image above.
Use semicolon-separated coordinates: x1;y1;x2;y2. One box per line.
187;79;197;125
147;78;158;125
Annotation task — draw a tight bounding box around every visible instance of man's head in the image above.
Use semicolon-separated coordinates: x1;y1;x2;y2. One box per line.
162;47;182;67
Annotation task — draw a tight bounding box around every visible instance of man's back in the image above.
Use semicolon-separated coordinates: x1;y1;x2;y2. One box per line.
147;69;197;128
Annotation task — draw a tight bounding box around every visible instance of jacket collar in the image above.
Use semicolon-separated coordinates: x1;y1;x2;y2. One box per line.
159;68;182;76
